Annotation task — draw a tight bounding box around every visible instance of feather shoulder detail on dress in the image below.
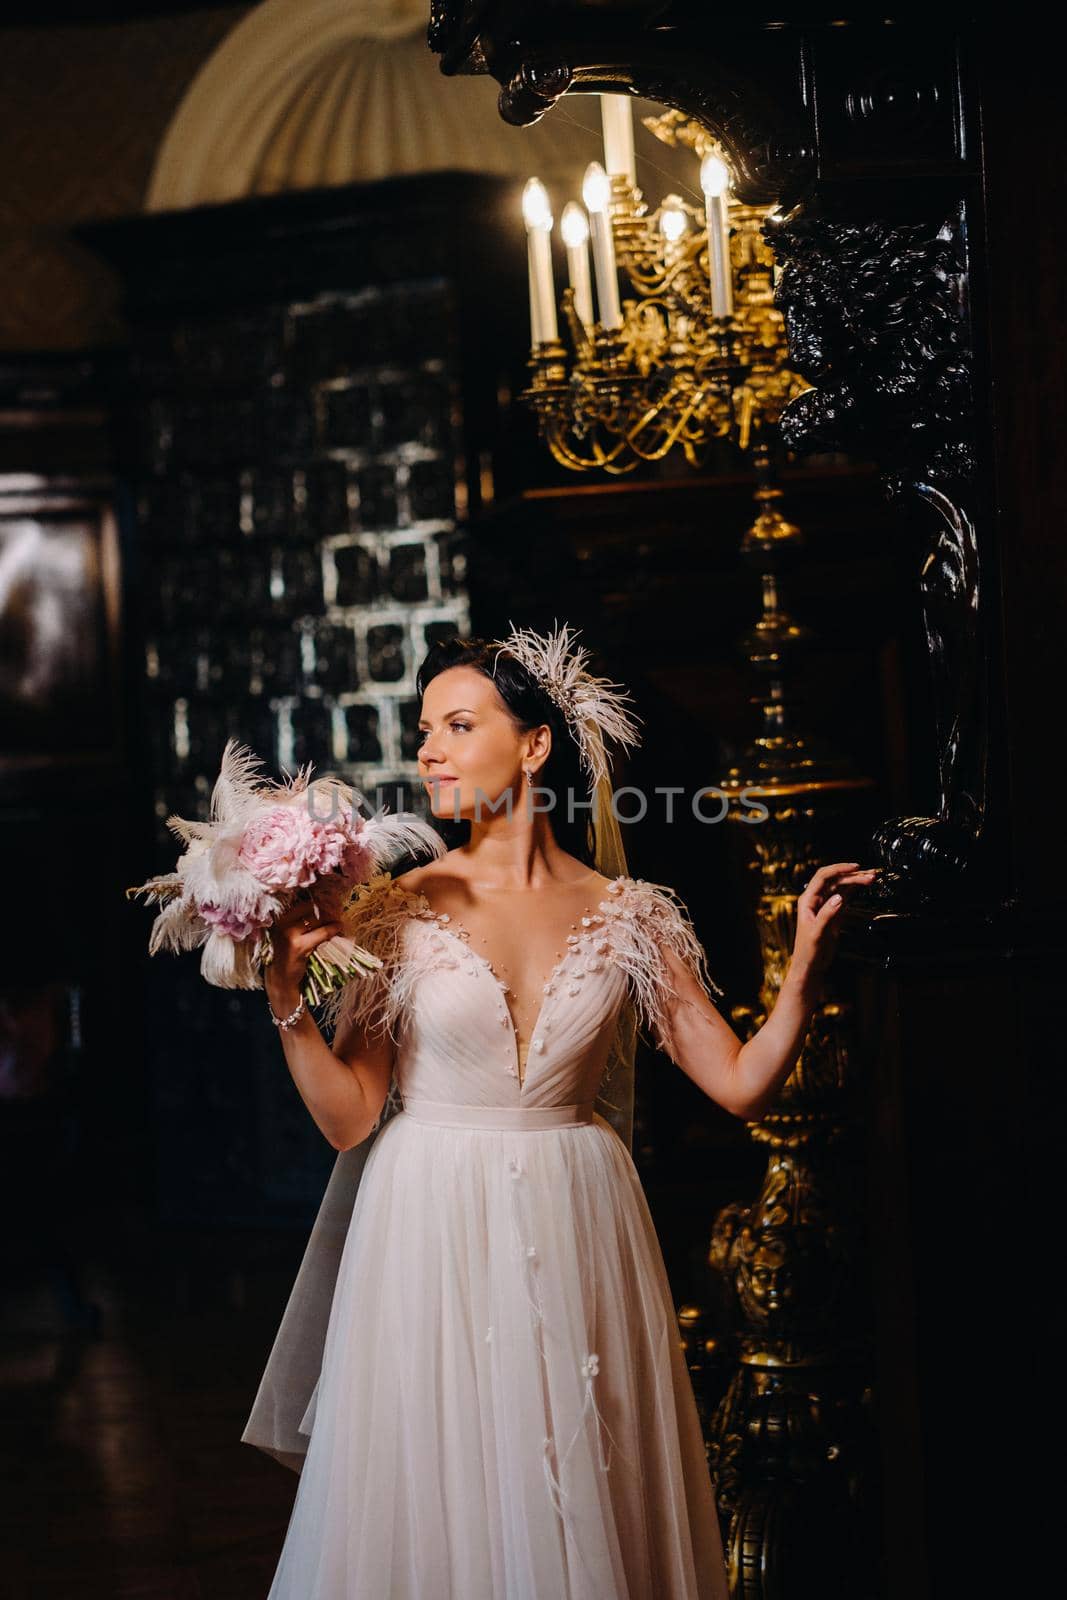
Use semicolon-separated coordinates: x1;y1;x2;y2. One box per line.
316;871;431;1044
599;878;724;1059
316;870;722;1065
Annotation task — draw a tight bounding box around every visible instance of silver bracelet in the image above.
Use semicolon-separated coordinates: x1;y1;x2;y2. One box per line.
268;993;307;1031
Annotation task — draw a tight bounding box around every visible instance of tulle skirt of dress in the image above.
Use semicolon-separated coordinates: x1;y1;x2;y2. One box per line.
266;1106;730;1600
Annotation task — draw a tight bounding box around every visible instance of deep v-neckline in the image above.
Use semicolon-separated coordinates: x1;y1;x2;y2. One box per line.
397;875;634;1088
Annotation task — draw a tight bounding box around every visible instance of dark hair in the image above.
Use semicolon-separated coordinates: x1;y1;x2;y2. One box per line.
415;634;595;865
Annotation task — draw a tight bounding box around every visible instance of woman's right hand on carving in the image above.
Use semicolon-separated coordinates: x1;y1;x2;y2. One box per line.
264;897;343;1011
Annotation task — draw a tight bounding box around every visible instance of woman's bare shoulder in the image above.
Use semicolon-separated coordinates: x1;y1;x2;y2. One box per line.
392;853;467;896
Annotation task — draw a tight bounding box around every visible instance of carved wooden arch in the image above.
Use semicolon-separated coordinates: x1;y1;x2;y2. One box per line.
430;8;816;208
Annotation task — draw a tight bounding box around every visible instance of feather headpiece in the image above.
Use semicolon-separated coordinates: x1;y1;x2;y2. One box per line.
490;619;642;789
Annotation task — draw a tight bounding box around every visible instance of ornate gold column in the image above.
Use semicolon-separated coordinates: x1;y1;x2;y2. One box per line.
689;456;879;1597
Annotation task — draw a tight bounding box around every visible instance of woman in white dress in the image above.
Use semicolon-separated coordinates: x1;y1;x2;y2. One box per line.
243;622;875;1599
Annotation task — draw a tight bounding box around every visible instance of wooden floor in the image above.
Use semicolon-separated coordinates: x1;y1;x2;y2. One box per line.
0;1219;310;1600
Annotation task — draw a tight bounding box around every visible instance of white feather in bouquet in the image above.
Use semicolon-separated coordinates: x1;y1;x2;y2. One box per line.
127;739;445;1003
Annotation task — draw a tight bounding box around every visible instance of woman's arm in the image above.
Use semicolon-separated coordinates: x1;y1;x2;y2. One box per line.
656;861;878;1121
264;900;396;1151
659;951;819;1121
266;980;395;1151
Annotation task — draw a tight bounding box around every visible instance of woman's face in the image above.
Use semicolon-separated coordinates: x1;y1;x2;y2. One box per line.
416;665;548;822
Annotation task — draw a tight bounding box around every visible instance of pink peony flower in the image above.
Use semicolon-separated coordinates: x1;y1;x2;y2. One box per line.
305;819;376;883
237;799;376;895
303;820;348;877
238;804;321;890
199;901;269;941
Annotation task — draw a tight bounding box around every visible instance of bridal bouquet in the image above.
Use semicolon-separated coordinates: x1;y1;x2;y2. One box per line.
127;739;443;1005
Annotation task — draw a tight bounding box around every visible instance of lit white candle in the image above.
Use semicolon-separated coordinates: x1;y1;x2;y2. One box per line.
522;177;558;345
699;154;734;317
581;162;623;331
600;94;637;186
659;196;689;259
659;203;688;245
560;202;594;329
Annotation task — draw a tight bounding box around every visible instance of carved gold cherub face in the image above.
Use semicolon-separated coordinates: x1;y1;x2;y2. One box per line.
741;1234;794;1317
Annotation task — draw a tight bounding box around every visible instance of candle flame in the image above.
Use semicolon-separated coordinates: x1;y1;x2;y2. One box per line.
699;154;730;199
660;203;688;243
522;177;553;232
582;162;611;215
561;202;590;248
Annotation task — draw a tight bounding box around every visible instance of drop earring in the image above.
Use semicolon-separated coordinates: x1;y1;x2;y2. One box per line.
525;769;534;786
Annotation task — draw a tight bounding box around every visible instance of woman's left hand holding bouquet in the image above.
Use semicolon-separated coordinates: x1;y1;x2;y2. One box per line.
263;896;344;1026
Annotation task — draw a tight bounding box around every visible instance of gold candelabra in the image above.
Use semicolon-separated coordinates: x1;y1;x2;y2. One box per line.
520;109;810;474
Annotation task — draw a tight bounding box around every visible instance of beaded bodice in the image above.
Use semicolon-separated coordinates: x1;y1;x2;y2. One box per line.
398;874;636;1086
319;870;722;1118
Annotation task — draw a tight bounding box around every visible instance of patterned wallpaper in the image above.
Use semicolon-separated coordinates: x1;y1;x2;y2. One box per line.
0;6;251;351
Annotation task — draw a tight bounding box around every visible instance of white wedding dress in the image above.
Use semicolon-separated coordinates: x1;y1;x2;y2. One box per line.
243;873;731;1600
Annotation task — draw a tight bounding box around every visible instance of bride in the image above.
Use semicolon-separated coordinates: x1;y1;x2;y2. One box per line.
244;622;875;1599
